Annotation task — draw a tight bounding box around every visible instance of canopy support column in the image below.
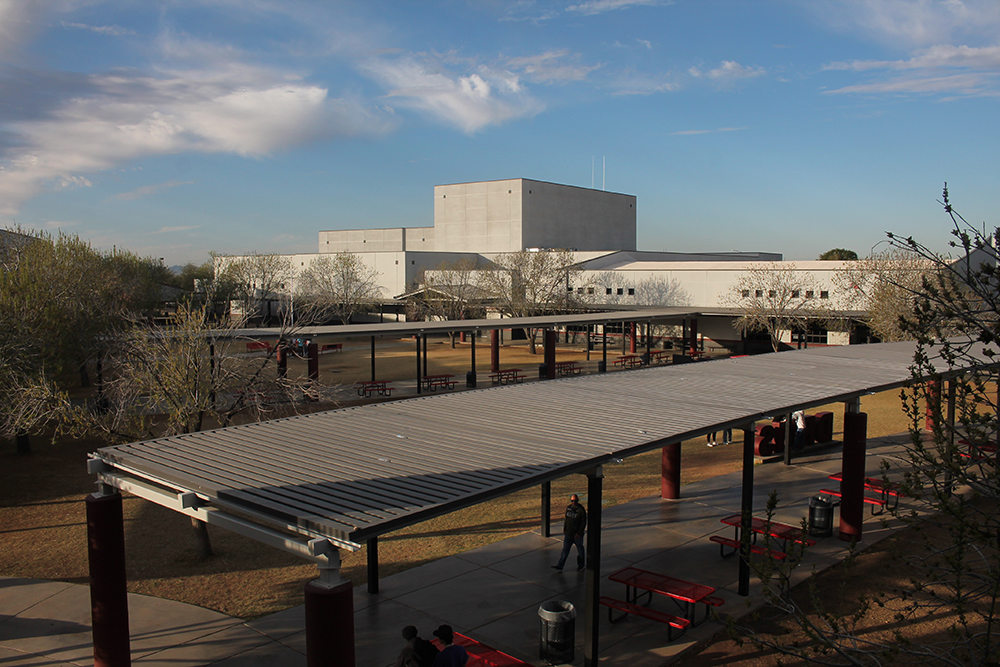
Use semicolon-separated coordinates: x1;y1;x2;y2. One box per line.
544;329;556;379
600;324;607;373
839;410;868;543
370;337;376;382
415;336;422;394
739;422;755;597
305;548;355;667
491;330;500;373
783;413;793;466
87;486;131;667
661;443;681;500
583;467;603;667
307;342;318;381
468;331;477;388
540;481;551;537
367;537;379;594
629;322;636;354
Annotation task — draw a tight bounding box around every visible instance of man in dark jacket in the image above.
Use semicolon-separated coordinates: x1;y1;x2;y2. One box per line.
552;494;587;571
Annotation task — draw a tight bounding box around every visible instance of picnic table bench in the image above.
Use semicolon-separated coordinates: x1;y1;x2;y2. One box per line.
354;380;393;398
490;368;525;385
607;566;723;630
614;354;643;369
959;438;997;465
421;374;457;391
825;472;901;513
320;343;343;353
719;514;816;554
648;350;672;364
431;632;531;666
245;341;273;353
555;360;581;376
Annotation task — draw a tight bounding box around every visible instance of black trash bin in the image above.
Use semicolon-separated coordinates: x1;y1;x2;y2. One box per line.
809;495;834;537
538;600;575;663
466;370;477;388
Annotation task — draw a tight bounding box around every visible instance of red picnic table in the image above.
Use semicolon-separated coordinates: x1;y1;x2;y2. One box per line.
648;350;672;364
719;514;815;552
431;632;530;666
489;368;524;385
354;380;393;398
555;360;581;376
608;566;722;627
421;373;457;391
614;354;642;368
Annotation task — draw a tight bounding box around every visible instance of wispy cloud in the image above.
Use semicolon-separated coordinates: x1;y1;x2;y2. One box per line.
114;180;195;201
566;0;665;16
505;50;600;83
361;55;542;133
61;21;135;36
689;61;766;82
151;225;200;234
824;72;993;95
825;44;1000;71
671;126;747;136
809;0;1000;48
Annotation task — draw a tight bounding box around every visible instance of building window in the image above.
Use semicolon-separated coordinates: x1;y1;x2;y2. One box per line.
411;260;415;265
742;289;750;297
617;288;624;295
768;290;776;298
395;260;398;265
805;325;828;344
755;290;763;297
606;287;612;295
791;290;800;298
587;287;595;295
820;290;829;299
806;290;815;298
628;288;635;296
567;286;574;292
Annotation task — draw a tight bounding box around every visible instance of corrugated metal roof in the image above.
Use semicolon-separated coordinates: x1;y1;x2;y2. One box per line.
90;341;981;549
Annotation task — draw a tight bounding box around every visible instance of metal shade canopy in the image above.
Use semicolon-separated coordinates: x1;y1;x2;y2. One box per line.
88;341;978;557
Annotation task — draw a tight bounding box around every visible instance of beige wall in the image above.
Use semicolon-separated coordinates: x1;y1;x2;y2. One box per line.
318;227;434;253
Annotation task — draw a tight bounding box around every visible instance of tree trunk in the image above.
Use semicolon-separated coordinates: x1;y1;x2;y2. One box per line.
527;328;537;354
16;432;30;455
190;517;214;559
79;361;90;388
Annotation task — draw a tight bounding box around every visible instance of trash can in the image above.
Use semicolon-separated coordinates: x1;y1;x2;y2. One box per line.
809;495;834;538
466;370;477;388
597;360;606;373
538;600;575;663
538;363;547;379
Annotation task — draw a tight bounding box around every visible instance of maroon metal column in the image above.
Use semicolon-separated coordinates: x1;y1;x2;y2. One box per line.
491;329;500;373
544;329;556;379
629;322;637;354
87;490;131;667
276;343;287;378
839;411;868;542
925;379;941;431
307;342;319;381
305;578;355;667
661;443;681;499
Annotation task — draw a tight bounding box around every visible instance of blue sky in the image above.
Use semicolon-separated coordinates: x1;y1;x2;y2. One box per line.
1;0;998;265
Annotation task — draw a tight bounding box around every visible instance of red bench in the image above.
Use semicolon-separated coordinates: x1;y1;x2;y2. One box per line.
320;343;342;353
709;535;787;561
355;381;393;398
599;596;690;640
246;341;272;352
431;632;531;666
820;488;886;515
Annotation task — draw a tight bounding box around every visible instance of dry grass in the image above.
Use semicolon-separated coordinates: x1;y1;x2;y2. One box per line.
0;338;913;619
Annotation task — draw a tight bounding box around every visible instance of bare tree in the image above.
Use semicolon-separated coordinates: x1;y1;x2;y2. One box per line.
213;252;293;322
725;262;828;352
417;258;487;347
834;247;933;342
735;187;1000;666
296;252;383;325
477;249;580;353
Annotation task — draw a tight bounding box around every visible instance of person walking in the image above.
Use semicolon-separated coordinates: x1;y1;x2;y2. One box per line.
792;410;806;450
552;494;587;571
431;625;468;667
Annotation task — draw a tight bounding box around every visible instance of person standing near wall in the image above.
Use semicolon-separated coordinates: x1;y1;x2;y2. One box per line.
552;494;587;571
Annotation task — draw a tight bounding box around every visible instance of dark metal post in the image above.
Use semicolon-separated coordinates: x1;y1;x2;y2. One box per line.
645;322;652;359
87;489;131;667
367;538;379;594
783;413;793;466
307;342;318;381
583;467;603;667
689;318;698;355
839;411;868;542
370;336;376;382
946;380;956;495
544;329;556;379
586;325;591;361
422;334;428;376
739;422;755;596
491;329;500;373
601;324;607;372
208;344;217;407
661;443;681;499
415;335;422;395
540;481;551;537
468;331;477;388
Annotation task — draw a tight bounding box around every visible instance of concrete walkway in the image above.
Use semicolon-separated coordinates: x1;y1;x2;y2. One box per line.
0;434;912;666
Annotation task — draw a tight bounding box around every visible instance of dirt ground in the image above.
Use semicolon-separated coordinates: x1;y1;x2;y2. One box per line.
0;336;915;637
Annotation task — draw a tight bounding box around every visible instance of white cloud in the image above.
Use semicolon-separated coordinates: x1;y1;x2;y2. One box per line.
505;50;600;83
361;56;542;133
809;0;1000;48
151;225;200;234
114;180;195;201
566;0;664;16
689;61;766;82
61;21;135;36
825;44;1000;71
823;72;991;94
0;66;397;216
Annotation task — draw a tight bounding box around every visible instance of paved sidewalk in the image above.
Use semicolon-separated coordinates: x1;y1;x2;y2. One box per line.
0;434;911;666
